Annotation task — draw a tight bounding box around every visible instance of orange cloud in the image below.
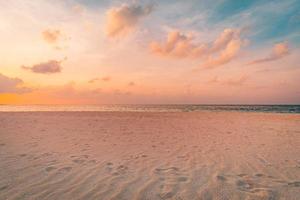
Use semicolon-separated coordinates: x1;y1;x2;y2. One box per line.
208;75;249;86
202;38;244;69
128;81;135;86
42;28;69;50
88;76;111;83
28;82;134;104
0;73;31;94
225;75;249;86
150;31;207;58
88;78;99;84
22;60;62;74
102;76;111;81
151;28;246;68
105;3;153;38
42;29;62;44
210;28;240;53
247;42;290;65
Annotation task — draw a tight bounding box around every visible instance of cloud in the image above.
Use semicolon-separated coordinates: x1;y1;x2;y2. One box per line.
150;28;246;68
225;75;249;86
88;78;99;84
22;60;62;74
210;28;240;53
42;28;69;50
202;38;244;69
102;76;111;81
105;3;153;38
88;76;111;83
72;4;85;15
34;82;135;104
0;73;31;94
42;29;62;44
150;31;207;58
247;42;290;65
208;75;249;86
128;81;135;86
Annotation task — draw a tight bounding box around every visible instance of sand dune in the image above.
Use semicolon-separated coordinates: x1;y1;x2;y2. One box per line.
0;111;299;200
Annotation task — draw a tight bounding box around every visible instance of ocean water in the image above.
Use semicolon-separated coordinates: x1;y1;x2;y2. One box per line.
0;105;299;113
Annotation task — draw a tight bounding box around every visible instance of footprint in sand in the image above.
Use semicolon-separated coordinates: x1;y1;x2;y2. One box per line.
155;167;180;173
0;143;5;147
106;162;113;172
255;173;264;177
19;154;27;157
177;177;188;182
0;185;8;191
45;166;56;172
82;155;89;159
41;152;52;157
58;167;72;173
112;172;119;176
158;191;175;199
88;160;96;164
237;173;248;177
236;179;253;190
200;189;213;200
72;159;85;164
288;181;300;187
109;164;129;176
116;165;128;174
117;165;127;170
216;175;227;182
155;167;189;186
177;155;186;159
48;159;58;164
234;175;278;198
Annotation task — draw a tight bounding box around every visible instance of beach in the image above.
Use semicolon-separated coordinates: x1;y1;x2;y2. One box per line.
0;111;299;200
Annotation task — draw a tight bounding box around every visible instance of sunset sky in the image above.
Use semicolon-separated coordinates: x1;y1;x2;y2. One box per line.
0;0;299;104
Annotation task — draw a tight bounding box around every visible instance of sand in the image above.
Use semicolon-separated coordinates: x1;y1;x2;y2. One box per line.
0;111;299;200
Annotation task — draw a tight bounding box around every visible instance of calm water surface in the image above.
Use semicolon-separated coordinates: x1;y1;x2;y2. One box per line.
0;105;299;113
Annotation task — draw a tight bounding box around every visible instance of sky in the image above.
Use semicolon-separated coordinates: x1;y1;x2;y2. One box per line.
0;0;299;104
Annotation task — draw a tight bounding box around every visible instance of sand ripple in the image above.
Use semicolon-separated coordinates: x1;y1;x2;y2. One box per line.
0;112;299;199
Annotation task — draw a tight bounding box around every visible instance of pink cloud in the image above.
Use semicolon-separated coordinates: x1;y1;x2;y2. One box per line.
88;78;99;84
42;29;62;44
22;60;62;74
150;28;246;68
102;76;111;81
88;76;111;83
210;28;240;53
0;73;31;94
128;81;135;86
150;31;207;58
105;3;153;38
208;75;249;86
247;42;290;65
202;38;244;69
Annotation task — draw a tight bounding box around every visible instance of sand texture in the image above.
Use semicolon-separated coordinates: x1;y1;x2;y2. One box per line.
0;111;299;200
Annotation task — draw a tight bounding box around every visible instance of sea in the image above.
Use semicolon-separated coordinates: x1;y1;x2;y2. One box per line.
0;105;299;113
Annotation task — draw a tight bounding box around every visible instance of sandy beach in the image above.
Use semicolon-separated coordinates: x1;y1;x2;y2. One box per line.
0;111;299;200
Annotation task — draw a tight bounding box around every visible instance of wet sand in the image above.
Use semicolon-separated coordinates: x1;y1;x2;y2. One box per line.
0;111;299;200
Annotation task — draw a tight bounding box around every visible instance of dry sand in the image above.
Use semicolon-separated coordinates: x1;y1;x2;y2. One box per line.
0;111;299;200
